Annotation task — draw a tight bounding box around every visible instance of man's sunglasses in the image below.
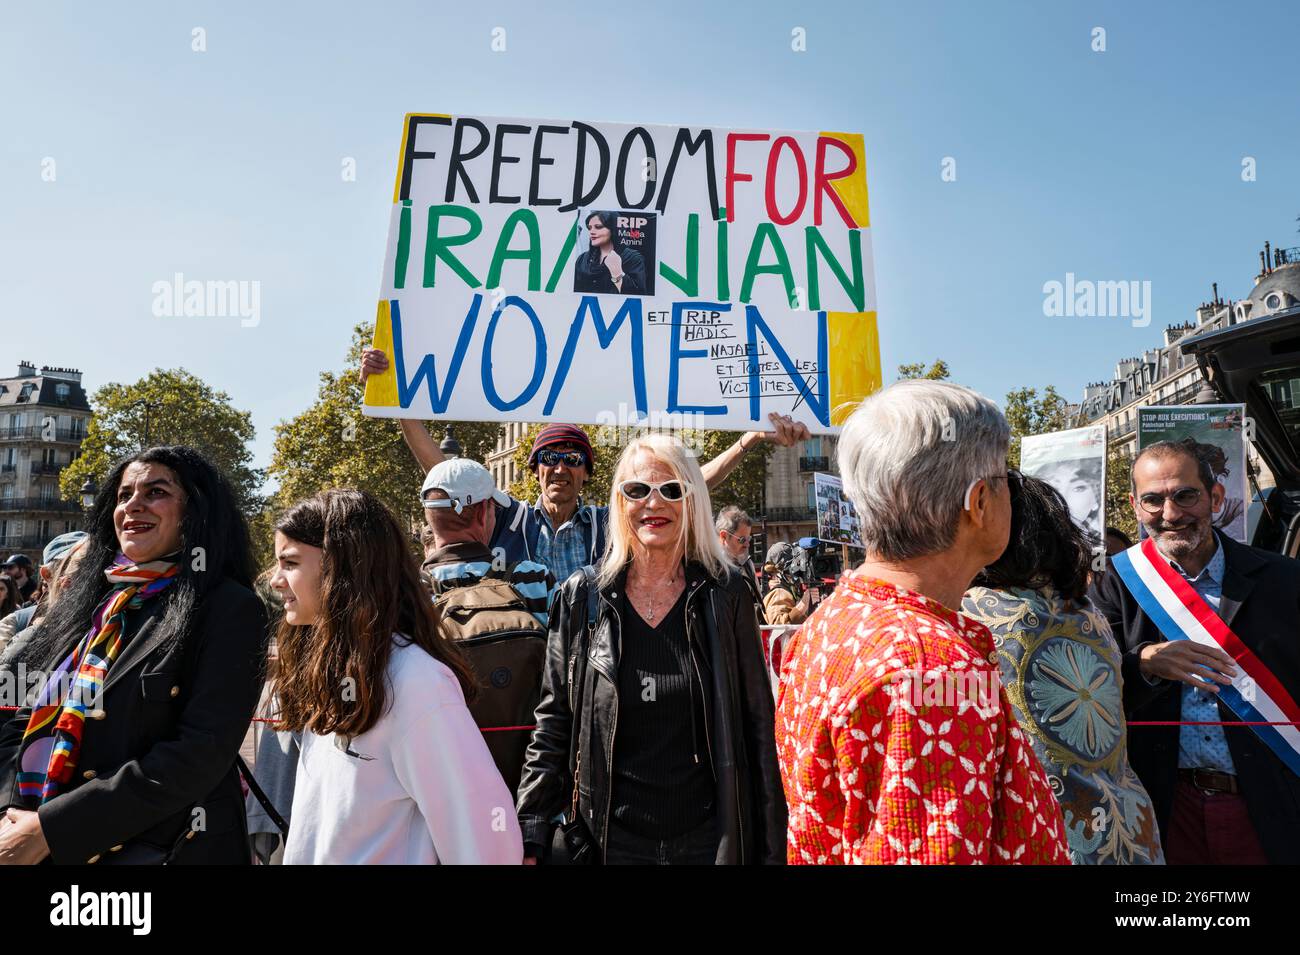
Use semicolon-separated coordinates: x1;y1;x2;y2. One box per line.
617;480;690;502
1137;487;1203;514
537;449;588;469
725;531;753;546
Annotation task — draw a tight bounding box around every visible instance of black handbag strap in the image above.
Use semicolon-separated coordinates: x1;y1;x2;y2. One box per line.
238;754;289;838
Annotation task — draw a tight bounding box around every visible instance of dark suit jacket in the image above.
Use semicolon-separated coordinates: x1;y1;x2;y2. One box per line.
1088;532;1300;863
0;577;268;864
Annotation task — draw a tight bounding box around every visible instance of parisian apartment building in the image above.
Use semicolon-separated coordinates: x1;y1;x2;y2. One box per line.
1073;241;1300;491
0;361;90;562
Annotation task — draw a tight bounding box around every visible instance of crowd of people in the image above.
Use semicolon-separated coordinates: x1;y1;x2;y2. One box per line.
0;368;1296;866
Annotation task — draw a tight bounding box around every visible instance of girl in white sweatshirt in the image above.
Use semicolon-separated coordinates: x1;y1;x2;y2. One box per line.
270;489;521;865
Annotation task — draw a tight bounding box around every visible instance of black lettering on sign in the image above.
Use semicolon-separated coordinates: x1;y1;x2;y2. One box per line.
490;123;530;204
615;126;656;209
561;122;610;213
399;115;453;202
445;117;490;204
529;125;569;206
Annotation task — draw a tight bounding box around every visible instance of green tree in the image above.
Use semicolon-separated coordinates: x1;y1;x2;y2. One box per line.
509;424;773;515
897;359;950;381
265;323;502;557
1003;385;1071;468
1105;443;1138;542
59;368;262;512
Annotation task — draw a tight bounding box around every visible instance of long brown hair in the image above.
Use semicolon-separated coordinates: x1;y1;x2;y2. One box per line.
271;489;477;737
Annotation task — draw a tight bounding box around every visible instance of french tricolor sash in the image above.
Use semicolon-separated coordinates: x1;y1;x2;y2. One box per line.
1112;538;1300;776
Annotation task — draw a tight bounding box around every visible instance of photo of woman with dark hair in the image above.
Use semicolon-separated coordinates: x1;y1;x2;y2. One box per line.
573;210;648;295
0;445;267;865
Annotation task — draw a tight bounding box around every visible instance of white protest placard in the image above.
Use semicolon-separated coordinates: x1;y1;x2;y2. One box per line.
1020;425;1107;547
362;113;881;433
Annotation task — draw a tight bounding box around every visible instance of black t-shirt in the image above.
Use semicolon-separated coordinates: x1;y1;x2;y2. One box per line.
609;590;714;839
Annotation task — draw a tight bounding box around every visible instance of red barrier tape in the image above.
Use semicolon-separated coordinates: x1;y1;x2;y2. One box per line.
0;704;1291;730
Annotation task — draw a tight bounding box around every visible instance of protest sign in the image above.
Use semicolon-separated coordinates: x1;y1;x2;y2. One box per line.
1020;425;1107;546
362;113;881;433
1136;405;1248;543
813;472;862;547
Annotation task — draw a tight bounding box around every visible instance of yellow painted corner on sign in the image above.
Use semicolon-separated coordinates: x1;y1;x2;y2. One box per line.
827;311;880;425
364;300;400;407
819;132;870;229
391;112;453;203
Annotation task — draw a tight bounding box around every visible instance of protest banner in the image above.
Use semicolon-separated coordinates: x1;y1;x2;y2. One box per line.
1020;425;1107;546
813;471;863;547
362;113;881;433
1136;404;1249;542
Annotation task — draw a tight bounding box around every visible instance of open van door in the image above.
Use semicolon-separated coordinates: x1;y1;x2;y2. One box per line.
1180;305;1300;555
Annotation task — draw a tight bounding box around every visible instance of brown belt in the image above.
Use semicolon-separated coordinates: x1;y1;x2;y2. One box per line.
1179;767;1239;794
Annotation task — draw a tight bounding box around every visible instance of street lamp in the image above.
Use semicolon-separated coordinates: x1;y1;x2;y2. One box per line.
440;428;462;459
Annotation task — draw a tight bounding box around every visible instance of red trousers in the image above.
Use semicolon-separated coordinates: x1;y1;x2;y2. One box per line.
1166;778;1268;865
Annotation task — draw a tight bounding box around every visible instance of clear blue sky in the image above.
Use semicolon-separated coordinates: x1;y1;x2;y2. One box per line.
4;1;1297;480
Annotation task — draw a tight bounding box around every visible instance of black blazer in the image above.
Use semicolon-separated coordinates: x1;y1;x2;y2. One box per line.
0;577;268;864
1088;532;1300;863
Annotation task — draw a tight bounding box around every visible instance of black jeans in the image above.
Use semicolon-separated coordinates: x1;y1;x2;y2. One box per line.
605;817;719;865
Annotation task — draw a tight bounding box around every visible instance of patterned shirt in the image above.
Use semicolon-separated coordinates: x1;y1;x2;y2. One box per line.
1168;540;1236;774
777;574;1070;865
963;585;1164;865
532;499;602;585
423;541;556;627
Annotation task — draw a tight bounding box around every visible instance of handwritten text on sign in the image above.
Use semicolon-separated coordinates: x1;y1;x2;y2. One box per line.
363;113;881;433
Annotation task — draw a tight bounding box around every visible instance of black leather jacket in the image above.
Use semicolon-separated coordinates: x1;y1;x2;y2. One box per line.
516;561;786;863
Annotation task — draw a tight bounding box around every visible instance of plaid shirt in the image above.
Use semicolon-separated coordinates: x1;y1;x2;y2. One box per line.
531;499;602;585
777;574;1069;865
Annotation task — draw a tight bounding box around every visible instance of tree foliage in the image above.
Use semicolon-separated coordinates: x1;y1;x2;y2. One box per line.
1105;443;1138;542
1003;385;1071;468
896;359;951;381
263;323;502;562
59;368;262;512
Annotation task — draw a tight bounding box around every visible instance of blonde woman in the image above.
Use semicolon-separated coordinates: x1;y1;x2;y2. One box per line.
516;433;785;865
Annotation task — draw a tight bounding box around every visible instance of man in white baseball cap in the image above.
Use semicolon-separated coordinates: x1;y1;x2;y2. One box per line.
420;459;553;625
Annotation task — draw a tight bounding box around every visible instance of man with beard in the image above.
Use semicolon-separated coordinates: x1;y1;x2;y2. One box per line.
1089;441;1300;864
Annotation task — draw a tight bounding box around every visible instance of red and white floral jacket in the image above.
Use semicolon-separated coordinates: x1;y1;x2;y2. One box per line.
776;575;1070;865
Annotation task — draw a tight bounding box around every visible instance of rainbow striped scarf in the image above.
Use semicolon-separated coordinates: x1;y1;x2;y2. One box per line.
16;554;179;805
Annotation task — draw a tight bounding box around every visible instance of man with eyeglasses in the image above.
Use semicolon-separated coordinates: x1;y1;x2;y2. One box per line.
715;505;765;623
360;348;810;585
1089;441;1300;865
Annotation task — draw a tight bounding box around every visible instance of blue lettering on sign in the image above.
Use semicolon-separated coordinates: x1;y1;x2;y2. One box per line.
744;305;829;426
481;295;547;411
393;295;482;412
544;296;647;417
668;302;728;416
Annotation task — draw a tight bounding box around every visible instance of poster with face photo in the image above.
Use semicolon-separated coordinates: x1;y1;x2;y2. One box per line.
574;208;657;297
1020;425;1107;547
814;472;863;548
1136;405;1248;543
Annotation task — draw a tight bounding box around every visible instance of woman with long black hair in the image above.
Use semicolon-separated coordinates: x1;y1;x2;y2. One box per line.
273;489;522;864
0;445;267;865
573;210;646;295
